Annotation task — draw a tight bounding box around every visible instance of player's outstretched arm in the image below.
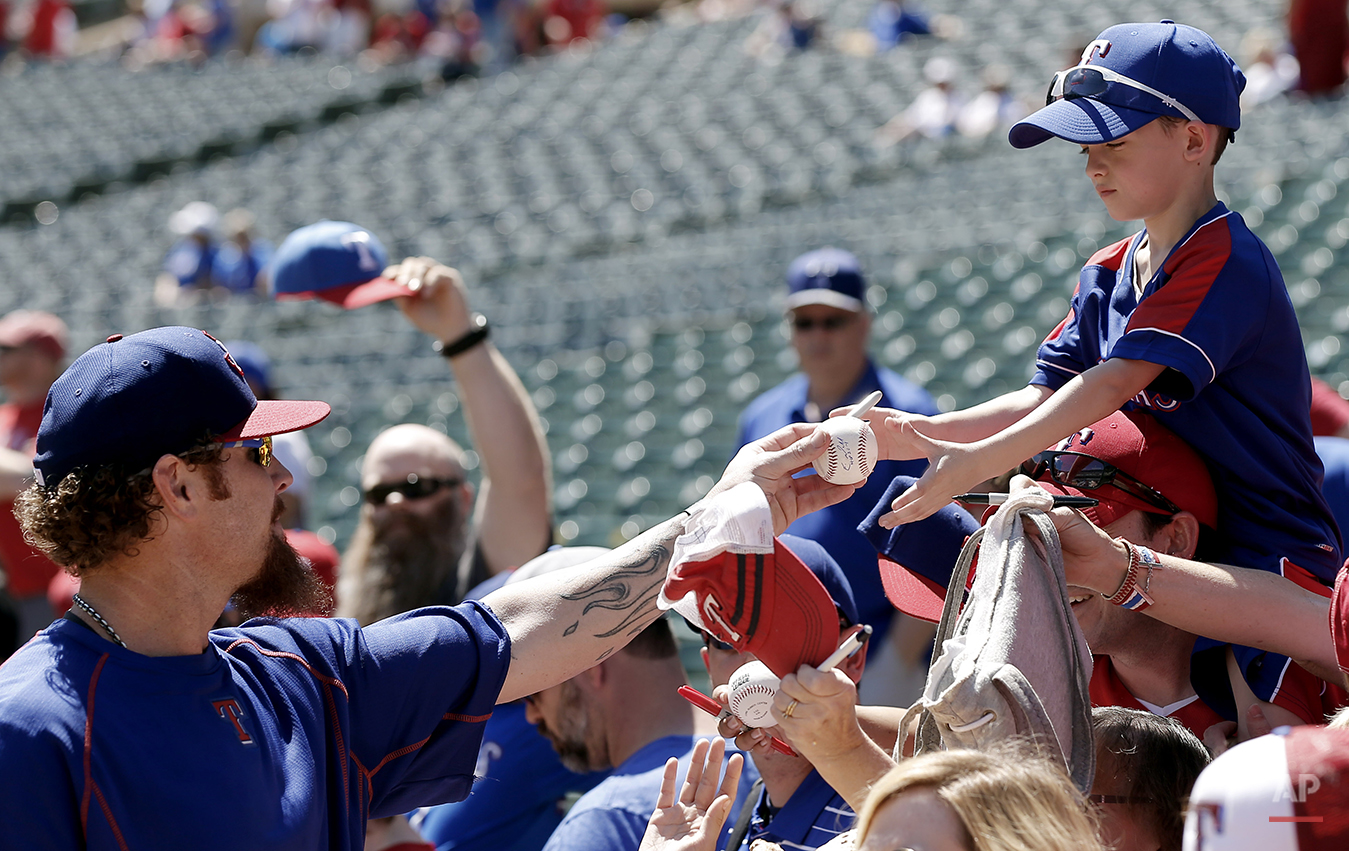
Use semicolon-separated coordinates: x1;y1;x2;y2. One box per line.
386;257;553;574
639;738;744;851
877;357;1163;527
487;424;854;703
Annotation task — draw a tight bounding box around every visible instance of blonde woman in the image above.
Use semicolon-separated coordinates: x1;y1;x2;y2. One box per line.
640;743;1103;851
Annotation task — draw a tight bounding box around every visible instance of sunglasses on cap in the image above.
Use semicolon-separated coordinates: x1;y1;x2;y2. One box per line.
1046;64;1200;122
222;435;273;468
791;315;854;332
364;475;463;506
1021;450;1182;516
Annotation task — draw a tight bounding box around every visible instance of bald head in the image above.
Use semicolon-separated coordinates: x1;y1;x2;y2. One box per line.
361;424;467;494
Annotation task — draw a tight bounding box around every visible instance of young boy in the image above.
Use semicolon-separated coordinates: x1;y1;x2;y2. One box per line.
869;21;1342;705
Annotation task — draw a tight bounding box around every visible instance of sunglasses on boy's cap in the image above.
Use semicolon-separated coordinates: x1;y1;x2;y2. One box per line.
1009;20;1245;149
32;327;330;488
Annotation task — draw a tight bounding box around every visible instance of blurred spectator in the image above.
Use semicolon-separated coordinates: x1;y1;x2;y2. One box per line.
955;64;1030;138
421;0;483;79
1309;376;1349;439
324;0;371;56
1288;0;1348;96
213;209;273;297
155;201;222;306
1240;26;1300;107
415;548;612;851
0;310;67;653
542;0;605;48
1091;707;1210;851
735;248;936;702
367;7;430;62
875;57;964;146
867;0;928;51
746;0;822;58
14;0;76;58
256;0;328;54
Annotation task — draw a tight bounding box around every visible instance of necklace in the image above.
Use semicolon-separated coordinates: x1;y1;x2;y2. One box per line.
72;593;128;649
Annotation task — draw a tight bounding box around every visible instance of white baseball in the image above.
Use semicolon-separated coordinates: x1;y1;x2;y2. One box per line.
727;660;781;728
812;417;878;485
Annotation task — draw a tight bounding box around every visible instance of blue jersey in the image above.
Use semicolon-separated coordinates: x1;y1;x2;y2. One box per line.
737;769;854;851
0;604;511;851
542;735;760;851
736;360;937;643
414;701;609;851
1033;202;1341;583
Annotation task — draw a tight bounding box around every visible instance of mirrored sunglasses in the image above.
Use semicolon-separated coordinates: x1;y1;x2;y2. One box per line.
221;434;273;468
1021;450;1181;516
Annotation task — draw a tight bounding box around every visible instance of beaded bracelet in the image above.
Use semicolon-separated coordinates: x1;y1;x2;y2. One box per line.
1104;538;1141;606
1118;543;1162;612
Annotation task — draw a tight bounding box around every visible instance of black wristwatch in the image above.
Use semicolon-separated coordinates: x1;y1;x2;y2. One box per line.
433;313;490;358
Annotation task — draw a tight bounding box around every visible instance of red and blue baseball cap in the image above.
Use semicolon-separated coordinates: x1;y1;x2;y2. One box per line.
785;247;868;313
1010;20;1245;149
32;327;330;487
860;477;982;623
270;220;413;309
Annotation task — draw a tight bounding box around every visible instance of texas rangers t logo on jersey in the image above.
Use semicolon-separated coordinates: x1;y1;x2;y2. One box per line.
213;699;255;745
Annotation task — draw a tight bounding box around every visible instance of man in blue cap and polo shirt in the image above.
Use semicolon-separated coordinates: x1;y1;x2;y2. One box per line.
735;248;937;701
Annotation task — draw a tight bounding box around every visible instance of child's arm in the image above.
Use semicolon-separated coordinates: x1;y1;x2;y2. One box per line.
862;384;1054;462
876;357;1165;527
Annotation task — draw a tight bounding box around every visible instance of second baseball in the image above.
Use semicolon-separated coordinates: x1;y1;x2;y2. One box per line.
727;660;781;728
813;417;878;485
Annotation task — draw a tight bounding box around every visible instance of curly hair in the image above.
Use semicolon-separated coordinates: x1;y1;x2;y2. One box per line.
15;442;227;572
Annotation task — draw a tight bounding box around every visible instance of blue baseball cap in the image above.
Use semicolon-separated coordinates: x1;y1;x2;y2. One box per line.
785;248;868;313
32;328;330;487
1009;20;1245;149
779;534;860;625
859;476;981;623
270;220;412;309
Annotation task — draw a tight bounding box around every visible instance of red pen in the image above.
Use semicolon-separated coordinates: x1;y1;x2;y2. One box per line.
678;685;797;757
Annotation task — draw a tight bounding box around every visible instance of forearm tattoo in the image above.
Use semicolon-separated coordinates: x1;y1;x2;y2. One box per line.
559;540;671;661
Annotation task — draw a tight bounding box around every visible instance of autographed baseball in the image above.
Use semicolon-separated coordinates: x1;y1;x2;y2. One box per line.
813;417;877;485
727;660;781;728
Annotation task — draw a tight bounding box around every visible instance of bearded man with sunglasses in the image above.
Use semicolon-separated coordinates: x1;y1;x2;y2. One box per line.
735;248;936;699
335;257;553;625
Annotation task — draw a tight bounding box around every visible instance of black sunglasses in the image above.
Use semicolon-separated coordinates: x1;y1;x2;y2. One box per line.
1045;64;1200;121
364;475;463;506
791;315;853;332
1022;451;1181;516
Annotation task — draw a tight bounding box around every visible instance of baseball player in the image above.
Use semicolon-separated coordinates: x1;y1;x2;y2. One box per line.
862;21;1340;707
0;326;851;850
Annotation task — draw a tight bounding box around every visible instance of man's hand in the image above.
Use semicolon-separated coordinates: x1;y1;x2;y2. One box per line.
707;424;857;535
639;738;743;851
385;257;473;342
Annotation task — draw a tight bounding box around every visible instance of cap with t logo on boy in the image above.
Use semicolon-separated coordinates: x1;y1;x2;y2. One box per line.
1010;20;1245;149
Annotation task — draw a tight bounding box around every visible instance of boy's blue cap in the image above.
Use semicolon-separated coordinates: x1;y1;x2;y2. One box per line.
1010;20;1245;149
858;476;981;623
270;220;412;309
785;247;868;313
779;533;860;625
32;327;330;487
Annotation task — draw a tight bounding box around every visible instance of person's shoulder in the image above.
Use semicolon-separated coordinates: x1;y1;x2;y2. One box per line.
0;626;98;732
740;374;808;419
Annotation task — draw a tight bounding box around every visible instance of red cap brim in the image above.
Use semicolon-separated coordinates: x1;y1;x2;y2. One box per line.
277;277;414;310
878;554;947;623
218;399;332;441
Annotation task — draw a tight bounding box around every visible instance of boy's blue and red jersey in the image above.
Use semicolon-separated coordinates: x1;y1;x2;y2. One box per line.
1033;201;1342;585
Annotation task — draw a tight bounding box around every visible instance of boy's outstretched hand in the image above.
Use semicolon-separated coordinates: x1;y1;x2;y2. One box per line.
870;419;991;528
